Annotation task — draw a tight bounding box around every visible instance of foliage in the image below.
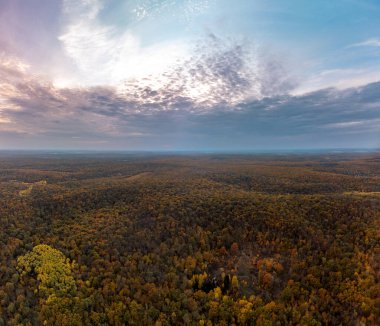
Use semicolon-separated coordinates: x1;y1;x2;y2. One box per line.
17;244;76;297
0;153;379;325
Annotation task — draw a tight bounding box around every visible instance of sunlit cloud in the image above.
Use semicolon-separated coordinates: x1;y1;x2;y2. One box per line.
59;0;190;87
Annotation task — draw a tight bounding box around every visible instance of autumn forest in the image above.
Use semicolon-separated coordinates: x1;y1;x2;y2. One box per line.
0;152;379;325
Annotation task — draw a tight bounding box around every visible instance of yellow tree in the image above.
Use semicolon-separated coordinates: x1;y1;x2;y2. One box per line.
17;244;81;325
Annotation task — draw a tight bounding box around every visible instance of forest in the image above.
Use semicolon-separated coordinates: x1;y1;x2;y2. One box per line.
0;151;379;325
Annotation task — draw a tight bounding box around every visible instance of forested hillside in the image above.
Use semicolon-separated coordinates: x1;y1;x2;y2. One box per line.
0;153;379;325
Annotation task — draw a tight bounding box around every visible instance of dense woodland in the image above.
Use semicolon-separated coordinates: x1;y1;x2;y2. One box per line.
0;152;379;325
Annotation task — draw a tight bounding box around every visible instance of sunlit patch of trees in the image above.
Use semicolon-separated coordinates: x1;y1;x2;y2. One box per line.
0;153;379;325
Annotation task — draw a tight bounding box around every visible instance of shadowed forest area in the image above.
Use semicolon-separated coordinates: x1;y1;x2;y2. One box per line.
0;152;379;325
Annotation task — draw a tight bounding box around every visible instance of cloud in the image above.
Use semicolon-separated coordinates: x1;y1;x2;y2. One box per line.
292;67;380;95
0;0;75;83
130;0;214;23
58;0;295;103
348;38;380;48
115;34;296;111
1;0;380;150
0;48;379;150
323;121;367;129
58;0;190;86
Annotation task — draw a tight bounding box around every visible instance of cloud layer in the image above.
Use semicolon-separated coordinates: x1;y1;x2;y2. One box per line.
0;46;379;150
0;0;380;150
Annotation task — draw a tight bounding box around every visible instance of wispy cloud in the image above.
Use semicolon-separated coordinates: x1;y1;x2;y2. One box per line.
58;0;190;86
348;38;380;48
292;67;380;95
130;0;214;24
324;120;366;129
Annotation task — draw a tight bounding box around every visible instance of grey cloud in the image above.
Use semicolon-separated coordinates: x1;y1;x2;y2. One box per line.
0;40;379;150
2;77;380;149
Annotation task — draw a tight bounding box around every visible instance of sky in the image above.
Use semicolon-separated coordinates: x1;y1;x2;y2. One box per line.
0;0;380;151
